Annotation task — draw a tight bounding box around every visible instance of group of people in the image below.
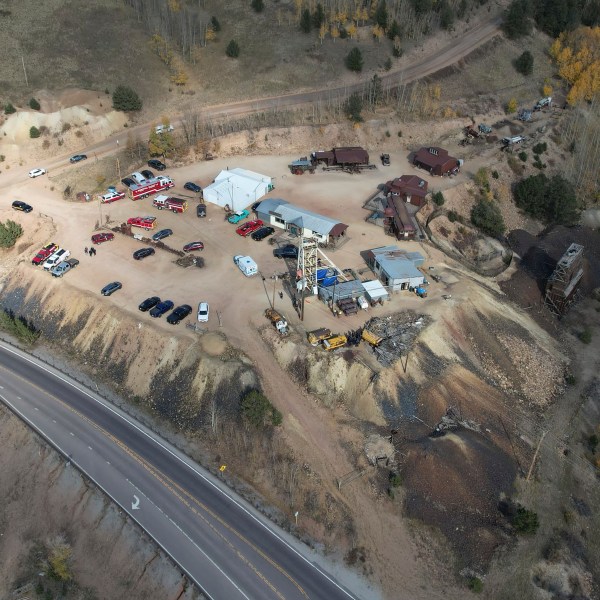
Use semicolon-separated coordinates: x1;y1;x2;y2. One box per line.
84;246;97;256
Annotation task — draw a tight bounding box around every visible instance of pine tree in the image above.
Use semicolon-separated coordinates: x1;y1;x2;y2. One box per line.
226;40;240;58
345;47;364;72
112;86;142;111
300;8;312;33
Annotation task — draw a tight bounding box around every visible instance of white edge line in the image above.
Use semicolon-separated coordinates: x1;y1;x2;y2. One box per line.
0;390;217;600
0;342;358;599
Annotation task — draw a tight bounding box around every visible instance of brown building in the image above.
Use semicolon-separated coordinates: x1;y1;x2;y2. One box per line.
384;175;429;207
312;147;370;167
413;147;460;176
385;195;417;239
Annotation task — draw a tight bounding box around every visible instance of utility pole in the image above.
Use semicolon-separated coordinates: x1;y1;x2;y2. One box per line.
21;56;28;87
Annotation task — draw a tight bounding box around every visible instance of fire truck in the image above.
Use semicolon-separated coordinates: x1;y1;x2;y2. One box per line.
152;195;187;213
128;176;174;201
127;216;157;230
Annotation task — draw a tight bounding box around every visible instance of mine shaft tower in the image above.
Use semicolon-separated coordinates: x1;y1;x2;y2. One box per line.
544;243;584;317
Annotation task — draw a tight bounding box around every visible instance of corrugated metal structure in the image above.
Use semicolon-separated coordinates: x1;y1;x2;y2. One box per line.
365;246;425;291
311;147;369;167
544;243;584;316
318;279;365;303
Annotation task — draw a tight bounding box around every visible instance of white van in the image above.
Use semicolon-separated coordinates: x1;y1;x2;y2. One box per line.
131;172;147;185
44;248;70;271
234;255;258;277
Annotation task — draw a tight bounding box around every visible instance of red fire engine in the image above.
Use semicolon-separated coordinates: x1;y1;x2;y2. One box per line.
128;177;174;201
127;216;157;230
152;195;188;213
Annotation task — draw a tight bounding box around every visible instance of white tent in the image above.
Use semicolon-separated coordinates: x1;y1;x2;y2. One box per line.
202;168;273;212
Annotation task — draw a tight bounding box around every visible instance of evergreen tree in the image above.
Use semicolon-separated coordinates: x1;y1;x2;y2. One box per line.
211;16;221;32
226;39;240;58
471;199;506;236
29;98;40;110
502;0;533;38
440;1;455;29
387;20;401;40
4;103;16;114
515;50;534;75
345;47;364;72
300;8;312;33
112;86;142;111
345;93;364;122
251;0;264;12
312;3;325;27
375;0;388;28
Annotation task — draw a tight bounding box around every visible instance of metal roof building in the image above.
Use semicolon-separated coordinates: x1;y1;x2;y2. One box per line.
255;198;348;245
365;246;425;291
203;168;273;212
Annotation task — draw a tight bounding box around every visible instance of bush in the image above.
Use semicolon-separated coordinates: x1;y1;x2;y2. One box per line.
447;210;458;222
492;170;500;179
432;191;445;206
0;219;23;247
211;16;221;31
588;433;599;454
0;310;40;345
518;151;528;162
345;47;364;72
468;577;484;593
565;373;576;385
471;198;506;237
112;85;142;111
513;507;539;534
226;39;240;58
29;126;40;138
251;0;264;12
389;472;402;487
578;328;592;344
515;50;534;75
300;8;311;32
29;97;41;110
532;142;547;155
345;93;364;123
506;98;518;113
241;390;282;428
4;102;16;114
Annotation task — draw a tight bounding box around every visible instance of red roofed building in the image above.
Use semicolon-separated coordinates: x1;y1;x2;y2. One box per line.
413;147;460;176
384;175;429;207
385;196;417;239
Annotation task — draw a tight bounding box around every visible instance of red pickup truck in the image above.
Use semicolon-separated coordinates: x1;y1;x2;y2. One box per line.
236;219;263;237
127;216;157;230
32;242;58;265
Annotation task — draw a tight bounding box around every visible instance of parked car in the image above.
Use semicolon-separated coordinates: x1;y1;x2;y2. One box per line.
101;281;122;296
100;191;125;204
227;209;250;224
148;159;166;171
167;304;192;324
155;124;174;134
91;232;115;244
141;169;154;180
197;302;209;322
273;244;298;259
184;182;202;193
152;228;173;242
69;154;87;163
44;248;70;271
381;153;391;166
121;177;135;188
149;300;174;318
236;219;263;237
138;296;160;312
251;226;275;241
28;168;46;178
197;204;206;218
51;258;79;278
32;243;58;265
183;241;204;252
12;200;33;213
133;247;155;260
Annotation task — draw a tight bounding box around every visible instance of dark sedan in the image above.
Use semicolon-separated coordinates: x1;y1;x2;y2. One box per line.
138;296;160;312
152;228;173;242
133;247;155;260
251;226;275;241
273;244;298;259
148;159;166;171
100;282;122;296
70;154;88;163
12;200;33;213
141;169;154;180
184;182;202;193
166;304;192;325
149;300;174;318
121;177;135;188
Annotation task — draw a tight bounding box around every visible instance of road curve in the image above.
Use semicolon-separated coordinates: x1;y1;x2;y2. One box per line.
0;342;374;600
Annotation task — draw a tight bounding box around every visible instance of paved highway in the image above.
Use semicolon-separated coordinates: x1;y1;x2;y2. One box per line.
0;342;372;600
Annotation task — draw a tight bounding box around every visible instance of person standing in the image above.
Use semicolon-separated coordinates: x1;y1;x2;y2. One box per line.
84;247;88;255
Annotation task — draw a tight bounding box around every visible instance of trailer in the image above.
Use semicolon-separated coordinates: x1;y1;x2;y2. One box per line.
265;308;289;335
127;216;157;231
128;176;174;201
312;147;376;173
153;195;187;213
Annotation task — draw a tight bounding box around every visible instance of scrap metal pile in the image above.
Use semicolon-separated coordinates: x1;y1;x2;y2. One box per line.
363;312;429;366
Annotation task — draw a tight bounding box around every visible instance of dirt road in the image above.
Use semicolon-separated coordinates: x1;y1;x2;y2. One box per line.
0;17;501;186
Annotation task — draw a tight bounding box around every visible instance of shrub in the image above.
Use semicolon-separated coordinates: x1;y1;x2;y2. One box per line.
532;142;547;155
432;191;445;206
515;50;534;75
447;210;458;222
468;577;483;593
565;373;576;385
471;198;506;236
588;433;599;454
578;328;592;344
345;93;364;123
473;167;489;188
384;57;392;71
251;0;264;12
506;98;518;113
211;16;221;31
345;47;364;72
0;219;23;247
300;8;311;32
226;39;240;58
241;390;282;428
518;151;528;162
492;170;500;179
513;507;539;534
0;310;40;345
29;98;41;110
4;102;16;114
112;85;142;111
389;472;402;487
29;126;41;138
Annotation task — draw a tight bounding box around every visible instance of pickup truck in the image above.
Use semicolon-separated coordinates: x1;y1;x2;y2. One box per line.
228;209;250;224
51;258;79;278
